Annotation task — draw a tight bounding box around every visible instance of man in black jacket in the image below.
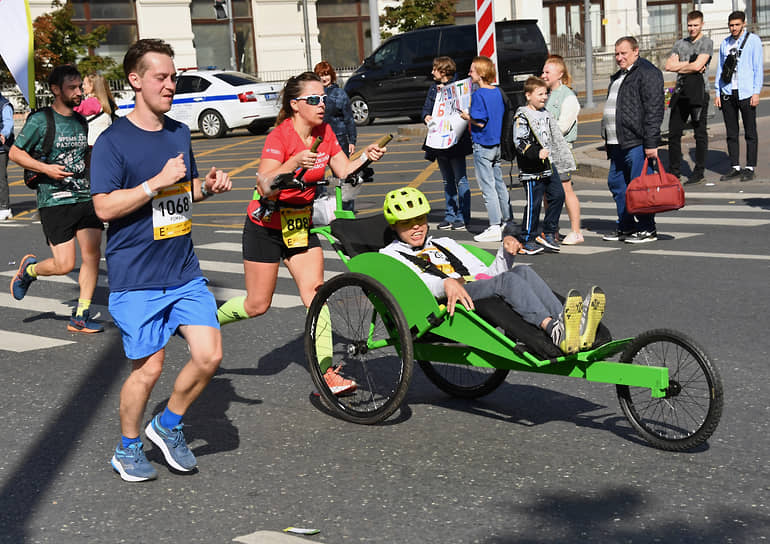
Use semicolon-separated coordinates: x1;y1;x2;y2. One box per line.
601;36;664;244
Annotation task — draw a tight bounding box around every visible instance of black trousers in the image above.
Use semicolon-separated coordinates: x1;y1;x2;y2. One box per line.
721;91;758;167
668;93;708;175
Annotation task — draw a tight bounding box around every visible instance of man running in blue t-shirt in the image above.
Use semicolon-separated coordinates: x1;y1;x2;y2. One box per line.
90;39;232;482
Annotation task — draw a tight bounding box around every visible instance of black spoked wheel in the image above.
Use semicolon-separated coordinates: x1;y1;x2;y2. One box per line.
617;329;723;451
418;360;508;399
305;273;413;424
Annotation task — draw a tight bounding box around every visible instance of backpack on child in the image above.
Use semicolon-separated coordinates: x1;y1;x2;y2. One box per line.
498;88;515;162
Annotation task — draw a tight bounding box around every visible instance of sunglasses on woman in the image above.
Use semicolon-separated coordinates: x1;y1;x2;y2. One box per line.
294;94;327;106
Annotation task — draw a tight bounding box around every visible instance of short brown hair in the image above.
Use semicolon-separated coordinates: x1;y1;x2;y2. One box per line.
472;56;496;84
545;54;572;87
523;76;547;95
432;56;456;78
615;36;639;50
313;61;337;84
687;10;703;22
123;39;175;89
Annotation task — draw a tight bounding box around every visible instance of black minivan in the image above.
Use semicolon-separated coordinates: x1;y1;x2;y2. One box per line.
344;20;549;125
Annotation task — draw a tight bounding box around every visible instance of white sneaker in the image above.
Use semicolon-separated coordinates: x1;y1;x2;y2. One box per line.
0;208;12;221
561;231;584;245
473;224;502;242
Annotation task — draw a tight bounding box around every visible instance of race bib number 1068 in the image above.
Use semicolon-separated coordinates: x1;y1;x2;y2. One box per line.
152;182;192;240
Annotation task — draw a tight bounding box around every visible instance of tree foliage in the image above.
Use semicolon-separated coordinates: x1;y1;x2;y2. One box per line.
381;0;457;38
0;0;121;86
33;0;119;81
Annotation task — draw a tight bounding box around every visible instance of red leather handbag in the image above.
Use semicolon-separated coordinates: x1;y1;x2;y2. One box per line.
626;158;686;214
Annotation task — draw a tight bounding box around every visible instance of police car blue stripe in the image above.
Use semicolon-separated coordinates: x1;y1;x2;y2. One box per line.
117;94;240;110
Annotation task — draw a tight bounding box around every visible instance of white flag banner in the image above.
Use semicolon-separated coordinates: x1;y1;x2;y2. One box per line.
0;0;36;108
425;77;472;150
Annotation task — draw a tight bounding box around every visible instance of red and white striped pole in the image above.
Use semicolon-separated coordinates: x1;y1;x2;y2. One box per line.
475;0;497;83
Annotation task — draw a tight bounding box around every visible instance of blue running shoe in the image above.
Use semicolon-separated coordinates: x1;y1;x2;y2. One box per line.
10;254;37;300
518;242;544;255
536;232;560;252
145;414;197;472
68;308;104;333
110;442;158;482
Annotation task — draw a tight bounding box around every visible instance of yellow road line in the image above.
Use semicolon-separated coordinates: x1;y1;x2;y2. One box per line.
196;137;260;157
225;158;261;178
408;161;438;188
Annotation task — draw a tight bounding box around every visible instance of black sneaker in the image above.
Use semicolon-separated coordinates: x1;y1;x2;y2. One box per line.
740;168;755;182
685;171;705;185
720;168;742;181
602;230;633;242
451;221;466;231
437;221;452;230
625;230;658;244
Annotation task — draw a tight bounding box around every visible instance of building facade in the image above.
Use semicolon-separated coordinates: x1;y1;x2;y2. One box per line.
27;0;768;79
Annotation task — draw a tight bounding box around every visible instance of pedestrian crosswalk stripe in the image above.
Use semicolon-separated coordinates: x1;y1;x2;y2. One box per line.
0;293;108;318
576;190;770;199
536;201;768;213
632;249;770;261
197;260;338;280
580;214;769;227
196;242;341;261
0;330;75;353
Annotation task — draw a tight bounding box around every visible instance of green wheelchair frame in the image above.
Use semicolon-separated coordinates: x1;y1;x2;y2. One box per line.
304;187;723;452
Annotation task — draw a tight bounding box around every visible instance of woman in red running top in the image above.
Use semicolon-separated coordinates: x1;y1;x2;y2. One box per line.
217;71;386;323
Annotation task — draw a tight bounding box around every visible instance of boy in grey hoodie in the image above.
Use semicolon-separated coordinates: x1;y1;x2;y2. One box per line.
513;77;576;254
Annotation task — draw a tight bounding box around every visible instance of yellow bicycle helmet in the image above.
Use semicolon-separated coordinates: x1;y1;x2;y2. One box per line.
383;187;431;225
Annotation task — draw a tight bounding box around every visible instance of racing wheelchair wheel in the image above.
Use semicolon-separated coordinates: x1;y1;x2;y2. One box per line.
616;329;723;451
305;273;413;424
418;360;509;399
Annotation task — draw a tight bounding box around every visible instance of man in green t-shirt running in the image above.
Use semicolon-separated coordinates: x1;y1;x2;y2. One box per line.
9;64;104;333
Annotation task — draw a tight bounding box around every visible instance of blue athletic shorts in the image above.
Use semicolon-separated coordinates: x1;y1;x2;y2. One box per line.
109;276;219;360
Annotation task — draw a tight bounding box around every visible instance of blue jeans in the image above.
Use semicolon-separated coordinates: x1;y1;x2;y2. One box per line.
436;154;470;224
465;266;562;328
519;171;565;243
472;143;511;227
606;144;656;232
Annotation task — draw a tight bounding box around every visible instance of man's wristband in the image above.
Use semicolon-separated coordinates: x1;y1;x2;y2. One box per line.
201;180;211;197
142;181;157;198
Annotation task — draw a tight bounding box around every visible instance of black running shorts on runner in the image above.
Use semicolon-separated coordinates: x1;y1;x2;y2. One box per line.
242;217;321;263
39;200;104;246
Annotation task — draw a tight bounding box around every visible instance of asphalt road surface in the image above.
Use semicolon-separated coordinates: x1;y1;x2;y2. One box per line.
0;120;768;543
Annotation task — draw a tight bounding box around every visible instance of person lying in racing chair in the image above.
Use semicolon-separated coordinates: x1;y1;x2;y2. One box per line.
379;187;605;354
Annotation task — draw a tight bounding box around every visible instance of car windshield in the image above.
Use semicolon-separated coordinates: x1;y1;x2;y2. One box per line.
214;72;262;86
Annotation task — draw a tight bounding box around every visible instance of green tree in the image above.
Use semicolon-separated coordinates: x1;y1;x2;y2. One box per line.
381;0;457;38
33;0;119;81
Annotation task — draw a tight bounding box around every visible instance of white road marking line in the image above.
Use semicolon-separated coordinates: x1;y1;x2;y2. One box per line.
576;190;770;199
632;249;770;261
0;330;76;353
197;259;337;280
0;293;108;317
580;214;769;227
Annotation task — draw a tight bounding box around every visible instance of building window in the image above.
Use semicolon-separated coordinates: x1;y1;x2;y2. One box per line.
316;0;370;69
543;0;605;53
647;1;689;37
190;0;256;73
70;0;138;65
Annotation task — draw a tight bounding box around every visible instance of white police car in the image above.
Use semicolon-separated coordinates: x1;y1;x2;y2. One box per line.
116;69;280;138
